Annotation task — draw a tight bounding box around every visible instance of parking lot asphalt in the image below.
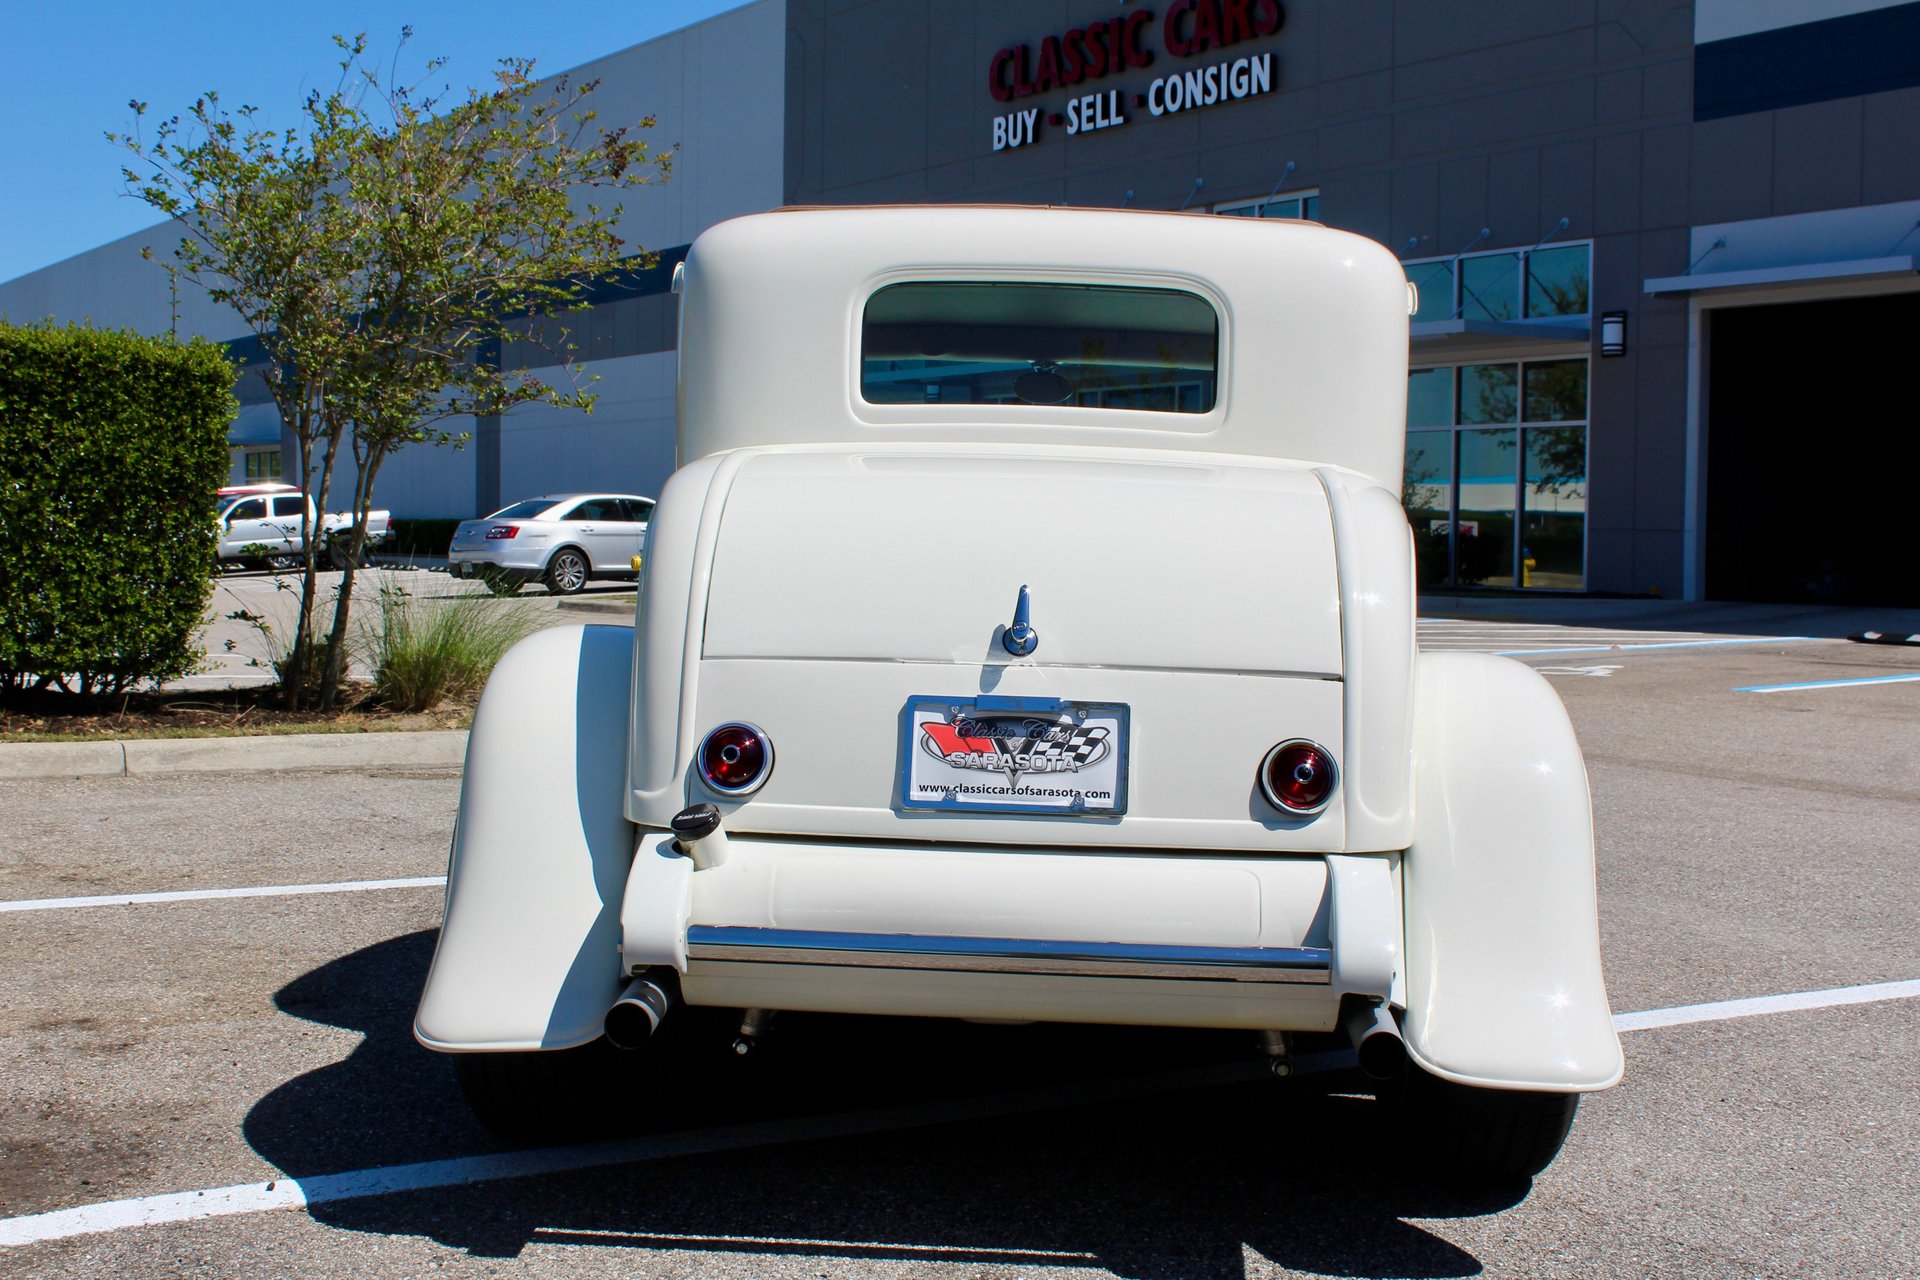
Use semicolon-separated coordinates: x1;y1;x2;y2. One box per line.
2;624;1917;1278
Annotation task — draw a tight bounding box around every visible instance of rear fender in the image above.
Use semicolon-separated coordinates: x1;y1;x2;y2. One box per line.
1402;652;1624;1092
414;624;636;1052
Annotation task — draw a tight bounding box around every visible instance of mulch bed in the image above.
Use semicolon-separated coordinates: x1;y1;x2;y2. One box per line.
0;685;472;742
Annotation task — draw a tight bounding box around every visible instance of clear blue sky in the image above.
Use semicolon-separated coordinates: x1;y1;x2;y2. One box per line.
0;0;753;284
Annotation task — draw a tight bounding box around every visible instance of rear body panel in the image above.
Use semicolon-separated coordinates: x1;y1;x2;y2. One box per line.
628;443;1392;852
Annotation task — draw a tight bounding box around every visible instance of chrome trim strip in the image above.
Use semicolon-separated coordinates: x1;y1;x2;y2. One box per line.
684;925;1331;985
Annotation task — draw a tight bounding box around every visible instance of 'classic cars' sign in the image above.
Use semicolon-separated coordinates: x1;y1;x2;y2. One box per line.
988;0;1285;151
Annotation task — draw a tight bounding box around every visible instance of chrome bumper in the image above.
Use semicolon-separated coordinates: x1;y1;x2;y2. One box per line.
685;925;1332;984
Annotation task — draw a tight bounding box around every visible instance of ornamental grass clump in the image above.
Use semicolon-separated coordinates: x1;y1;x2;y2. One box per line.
363;580;535;712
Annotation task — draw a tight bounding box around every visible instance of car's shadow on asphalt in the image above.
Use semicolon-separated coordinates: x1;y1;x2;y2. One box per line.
244;931;1523;1278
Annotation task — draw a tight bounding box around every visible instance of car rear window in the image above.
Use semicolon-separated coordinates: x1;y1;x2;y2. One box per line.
861;281;1218;413
269;495;306;518
488;500;559;520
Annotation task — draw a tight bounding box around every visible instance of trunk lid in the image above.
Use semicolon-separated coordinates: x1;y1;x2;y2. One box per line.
674;448;1351;853
703;450;1341;675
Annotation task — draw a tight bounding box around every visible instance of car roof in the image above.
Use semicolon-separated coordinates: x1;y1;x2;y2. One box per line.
217;483;300;496
677;205;1410;488
513;493;654;506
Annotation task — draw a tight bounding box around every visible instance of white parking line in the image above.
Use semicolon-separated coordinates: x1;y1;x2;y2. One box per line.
530;1227;1100;1263
3;976;1916;1249
0;877;446;914
1495;636;1811;657
1735;673;1920;694
0;1063;1261;1249
1415;619;1815;656
1611;977;1920;1031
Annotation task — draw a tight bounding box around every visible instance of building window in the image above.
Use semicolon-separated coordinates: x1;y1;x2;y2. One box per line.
244;450;282;480
1403;358;1588;591
1213;189;1320;222
1405;241;1590;325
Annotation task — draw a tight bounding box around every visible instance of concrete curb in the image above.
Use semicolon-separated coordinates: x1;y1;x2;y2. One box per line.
0;729;468;780
556;595;637;616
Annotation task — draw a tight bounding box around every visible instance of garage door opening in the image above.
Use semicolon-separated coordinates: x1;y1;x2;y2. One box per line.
1706;292;1920;607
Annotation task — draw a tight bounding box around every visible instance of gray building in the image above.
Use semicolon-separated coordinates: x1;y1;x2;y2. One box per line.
5;0;1918;603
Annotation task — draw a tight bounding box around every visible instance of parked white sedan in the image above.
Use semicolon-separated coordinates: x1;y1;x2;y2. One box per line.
446;494;654;595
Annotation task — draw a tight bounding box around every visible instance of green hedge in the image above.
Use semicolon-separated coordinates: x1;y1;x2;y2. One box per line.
0;323;236;696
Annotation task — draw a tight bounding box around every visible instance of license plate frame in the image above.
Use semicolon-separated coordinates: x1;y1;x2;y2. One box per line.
899;695;1129;816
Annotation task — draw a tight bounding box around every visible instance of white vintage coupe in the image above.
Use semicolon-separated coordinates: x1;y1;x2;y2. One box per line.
415;206;1622;1181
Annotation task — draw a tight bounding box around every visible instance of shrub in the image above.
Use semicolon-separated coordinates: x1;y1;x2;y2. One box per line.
361;579;535;712
0;323;235;697
387;517;463;558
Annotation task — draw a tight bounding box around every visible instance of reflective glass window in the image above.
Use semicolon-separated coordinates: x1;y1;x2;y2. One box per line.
1526;245;1591;318
862;282;1218;413
226;498;266;521
1405;261;1455;324
1523;360;1588;422
1459;364;1518;424
1214;191;1319;220
1404;430;1454;589
1407;368;1453;428
566;499;620;522
1459;252;1521;322
489;499;558;520
1524;426;1586;590
269;495;306;518
1456;428;1518;586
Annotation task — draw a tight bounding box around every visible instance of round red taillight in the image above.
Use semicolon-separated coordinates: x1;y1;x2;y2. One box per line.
699;722;773;795
1259;740;1336;815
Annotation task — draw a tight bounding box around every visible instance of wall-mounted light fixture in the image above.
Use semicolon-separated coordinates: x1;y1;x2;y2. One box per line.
1600;310;1628;357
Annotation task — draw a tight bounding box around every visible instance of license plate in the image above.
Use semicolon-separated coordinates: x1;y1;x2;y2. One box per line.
901;696;1128;815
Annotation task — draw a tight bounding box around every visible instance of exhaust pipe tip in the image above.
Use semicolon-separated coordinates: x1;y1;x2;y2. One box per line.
1343;999;1408;1081
605;970;679;1051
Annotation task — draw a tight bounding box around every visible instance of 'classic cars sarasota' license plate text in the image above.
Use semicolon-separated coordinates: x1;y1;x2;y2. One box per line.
903;697;1128;814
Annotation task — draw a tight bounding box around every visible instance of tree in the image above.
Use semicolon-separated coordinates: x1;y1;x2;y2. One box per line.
117;32;671;707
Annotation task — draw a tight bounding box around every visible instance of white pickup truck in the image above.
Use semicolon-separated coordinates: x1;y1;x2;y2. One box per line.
214;483;393;570
416;207;1621;1183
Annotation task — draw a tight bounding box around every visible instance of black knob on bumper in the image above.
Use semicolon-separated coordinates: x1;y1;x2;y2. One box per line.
671;803;722;842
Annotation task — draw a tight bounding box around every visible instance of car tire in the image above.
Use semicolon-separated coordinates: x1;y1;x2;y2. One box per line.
1393;1067;1580;1183
545;547;590;595
326;539;368;570
454;1041;625;1142
265;553;300;573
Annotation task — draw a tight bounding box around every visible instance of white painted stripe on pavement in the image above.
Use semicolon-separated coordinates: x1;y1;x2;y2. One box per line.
1610;977;1920;1031
1493;636;1811;657
535;1228;1100;1261
0;876;446;914
3;976;1918;1249
0;1063;1264;1249
1735;673;1920;693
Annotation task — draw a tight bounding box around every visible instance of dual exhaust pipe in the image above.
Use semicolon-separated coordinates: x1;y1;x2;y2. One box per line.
1342;998;1408;1080
604;969;679;1051
612;975;1408;1078
604;805;721;1050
